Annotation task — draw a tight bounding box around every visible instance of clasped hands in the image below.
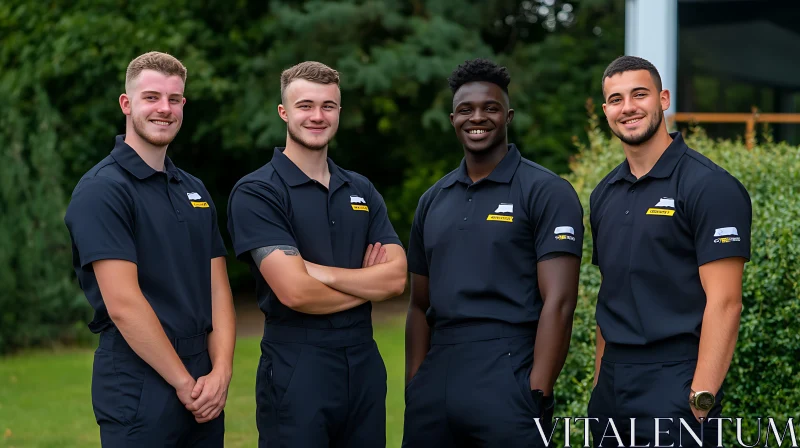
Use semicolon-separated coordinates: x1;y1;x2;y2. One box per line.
176;368;232;424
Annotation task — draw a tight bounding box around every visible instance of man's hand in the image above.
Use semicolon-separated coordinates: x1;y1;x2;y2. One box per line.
175;376;198;408
362;242;388;267
304;243;388;284
185;368;232;423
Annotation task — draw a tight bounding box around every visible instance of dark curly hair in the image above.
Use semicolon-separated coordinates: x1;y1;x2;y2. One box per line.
448;58;511;94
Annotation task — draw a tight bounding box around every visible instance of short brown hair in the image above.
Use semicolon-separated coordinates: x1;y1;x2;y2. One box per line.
280;61;340;102
125;52;187;91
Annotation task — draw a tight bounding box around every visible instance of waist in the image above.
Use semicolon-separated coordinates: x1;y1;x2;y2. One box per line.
99;328;209;357
262;324;373;347
603;334;700;363
431;321;538;345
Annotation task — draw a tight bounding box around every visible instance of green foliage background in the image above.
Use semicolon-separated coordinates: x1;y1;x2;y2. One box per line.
555;112;800;441
0;0;624;352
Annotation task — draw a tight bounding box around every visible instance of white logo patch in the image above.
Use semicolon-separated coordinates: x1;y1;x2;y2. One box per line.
494;203;514;214
654;197;675;208
554;226;575;235
350;195;366;204
187;192;202;200
714;227;739;237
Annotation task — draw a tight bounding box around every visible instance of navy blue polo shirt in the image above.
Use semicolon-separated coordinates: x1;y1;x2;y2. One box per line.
406;144;584;330
590;132;752;346
227;148;402;329
64;135;227;338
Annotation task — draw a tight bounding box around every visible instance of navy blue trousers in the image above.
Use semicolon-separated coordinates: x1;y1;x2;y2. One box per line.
403;324;553;448
256;325;386;448
588;337;723;448
92;329;224;447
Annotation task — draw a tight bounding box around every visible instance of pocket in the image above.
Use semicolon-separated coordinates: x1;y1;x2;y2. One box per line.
503;339;538;417
267;343;302;410
92;348;148;426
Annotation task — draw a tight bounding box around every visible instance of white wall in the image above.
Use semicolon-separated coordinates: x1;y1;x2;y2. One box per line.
625;0;678;114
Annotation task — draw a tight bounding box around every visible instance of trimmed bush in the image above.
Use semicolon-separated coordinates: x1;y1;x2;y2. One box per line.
555;111;800;442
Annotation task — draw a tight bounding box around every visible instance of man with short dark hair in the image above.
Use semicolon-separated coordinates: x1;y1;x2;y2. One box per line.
403;58;584;446
588;55;751;447
227;61;407;447
65;51;235;447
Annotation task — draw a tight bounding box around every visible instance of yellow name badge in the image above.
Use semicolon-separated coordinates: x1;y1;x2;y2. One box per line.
191;201;209;208
646;208;675;216
486;214;513;222
351;205;369;211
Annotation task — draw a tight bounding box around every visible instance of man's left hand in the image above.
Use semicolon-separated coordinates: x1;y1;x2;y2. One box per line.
186;368;232;423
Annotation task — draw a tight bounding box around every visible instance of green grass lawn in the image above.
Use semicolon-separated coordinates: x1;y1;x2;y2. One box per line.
0;318;406;447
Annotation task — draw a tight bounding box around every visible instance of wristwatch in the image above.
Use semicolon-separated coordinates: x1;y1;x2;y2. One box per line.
689;389;715;411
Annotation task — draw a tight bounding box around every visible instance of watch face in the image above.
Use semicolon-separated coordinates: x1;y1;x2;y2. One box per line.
696;392;715;411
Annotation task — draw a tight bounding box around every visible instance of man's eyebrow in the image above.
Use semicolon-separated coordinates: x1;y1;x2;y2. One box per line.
140;90;184;97
294;99;340;106
454;99;503;108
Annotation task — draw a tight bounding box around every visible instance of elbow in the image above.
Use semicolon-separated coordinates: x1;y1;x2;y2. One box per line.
390;274;407;299
275;288;307;311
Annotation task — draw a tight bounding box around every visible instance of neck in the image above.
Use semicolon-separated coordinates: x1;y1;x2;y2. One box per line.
464;141;509;182
283;137;331;186
622;128;674;179
124;129;168;172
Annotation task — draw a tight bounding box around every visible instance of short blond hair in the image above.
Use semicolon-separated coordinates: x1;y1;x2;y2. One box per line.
125;52;187;91
280;61;340;102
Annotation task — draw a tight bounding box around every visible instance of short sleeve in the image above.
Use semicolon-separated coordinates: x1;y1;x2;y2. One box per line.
366;183;403;247
531;178;585;261
227;182;296;261
208;196;228;258
687;172;752;266
406;195;429;276
64;177;137;268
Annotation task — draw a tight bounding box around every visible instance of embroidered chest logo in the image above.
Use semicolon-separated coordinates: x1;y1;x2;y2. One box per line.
646;197;675;216
187;192;209;208
487;203;513;222
714;227;741;244
350;195;369;212
554;226;576;241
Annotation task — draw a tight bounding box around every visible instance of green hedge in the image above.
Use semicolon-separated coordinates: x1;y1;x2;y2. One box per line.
555;112;800;441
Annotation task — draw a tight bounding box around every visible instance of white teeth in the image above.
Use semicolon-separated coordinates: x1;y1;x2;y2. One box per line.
152;120;170;126
468;130;487;134
623;118;641;125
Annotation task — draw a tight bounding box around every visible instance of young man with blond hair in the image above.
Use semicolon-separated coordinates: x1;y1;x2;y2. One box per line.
65;51;236;447
227;61;406;447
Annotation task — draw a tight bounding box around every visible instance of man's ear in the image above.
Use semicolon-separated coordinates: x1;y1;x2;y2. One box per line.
507;109;514;125
119;94;131;115
278;104;289;123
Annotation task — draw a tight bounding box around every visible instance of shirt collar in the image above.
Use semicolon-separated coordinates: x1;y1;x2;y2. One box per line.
270;147;351;189
110;135;181;182
608;132;687;184
442;143;522;188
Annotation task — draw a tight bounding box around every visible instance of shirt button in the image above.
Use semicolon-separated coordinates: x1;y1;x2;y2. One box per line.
463;217;468;221
176;209;181;214
331;220;335;225
468;198;472;202
630;189;635;193
625;210;630;215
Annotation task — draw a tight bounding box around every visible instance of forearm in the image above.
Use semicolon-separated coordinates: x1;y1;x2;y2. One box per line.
692;297;742;394
290;278;368;314
594;325;606;386
208;287;236;376
109;296;193;390
306;261;406;301
529;298;576;394
405;304;431;384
